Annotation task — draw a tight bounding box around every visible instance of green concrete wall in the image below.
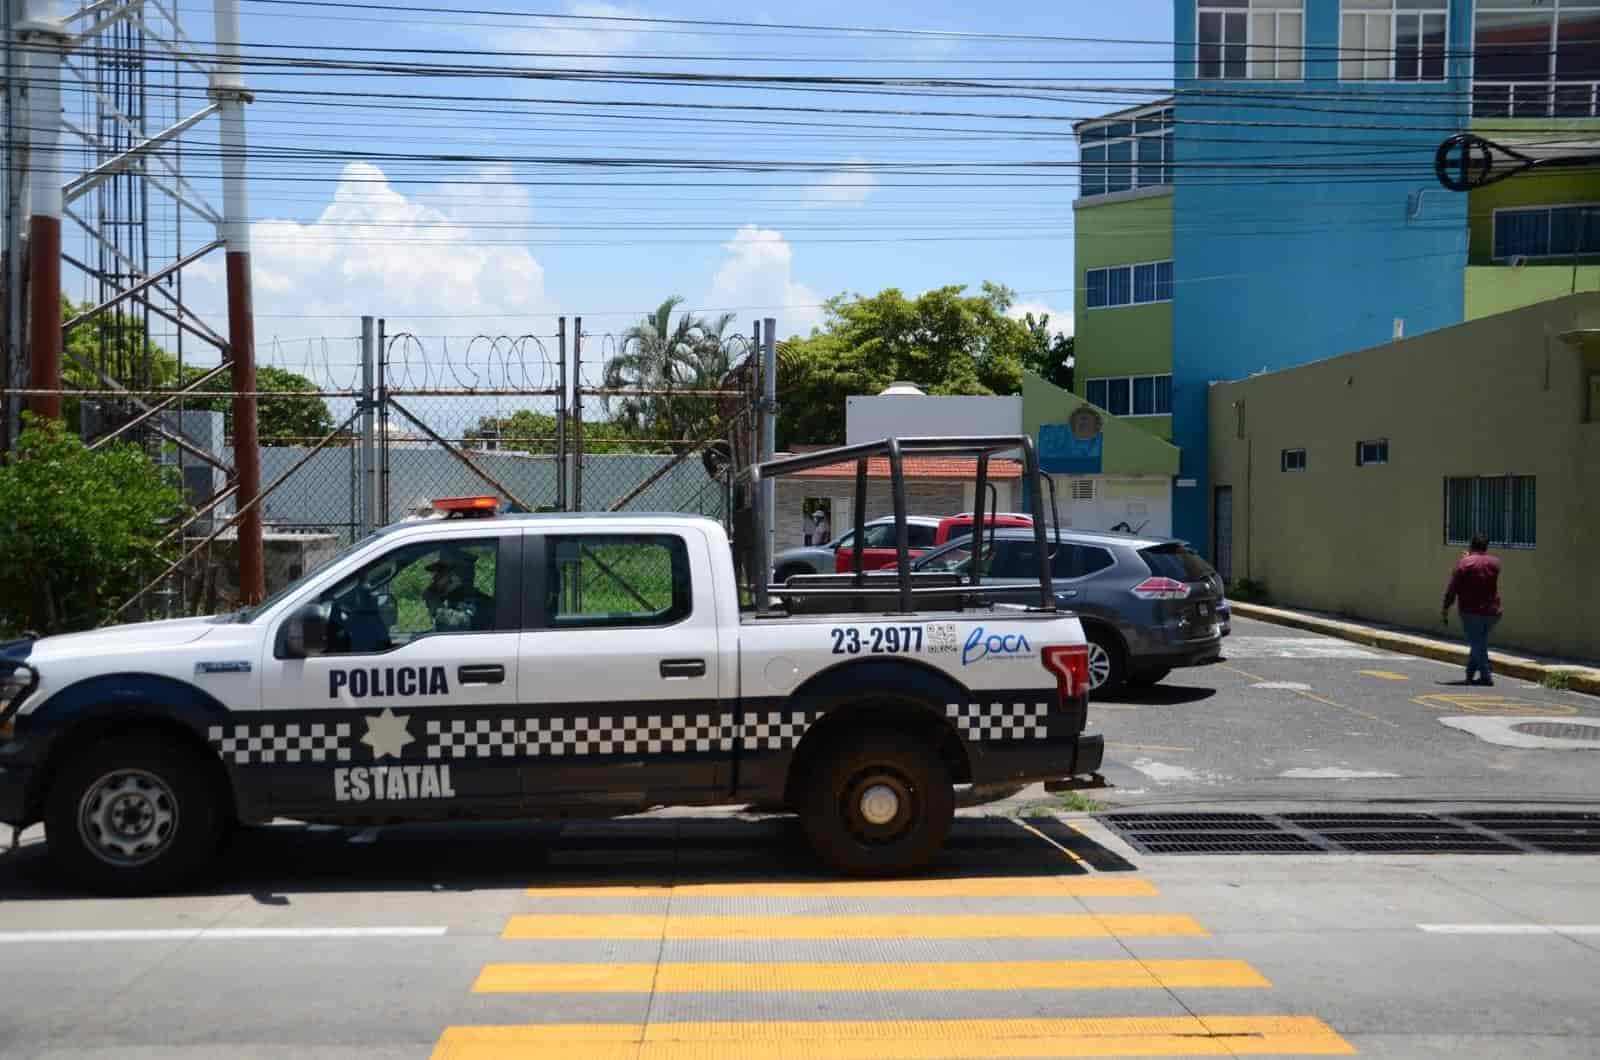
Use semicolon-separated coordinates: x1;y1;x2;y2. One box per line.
1467;265;1600;320
1073;190;1174;440
1466;171;1600;266
1209;293;1600;662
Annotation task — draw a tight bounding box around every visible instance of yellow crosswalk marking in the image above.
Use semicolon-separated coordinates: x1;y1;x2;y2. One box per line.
431;1015;1357;1058
523;876;1159;898
473;959;1270;993
1360;670;1410;681
502;913;1208;940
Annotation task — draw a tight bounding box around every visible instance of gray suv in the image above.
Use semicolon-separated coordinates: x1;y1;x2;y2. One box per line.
913;528;1225;694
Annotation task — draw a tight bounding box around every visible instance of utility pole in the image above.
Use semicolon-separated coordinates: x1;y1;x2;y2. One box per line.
212;0;262;602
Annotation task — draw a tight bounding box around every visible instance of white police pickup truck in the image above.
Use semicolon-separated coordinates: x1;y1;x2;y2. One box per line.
0;505;1099;893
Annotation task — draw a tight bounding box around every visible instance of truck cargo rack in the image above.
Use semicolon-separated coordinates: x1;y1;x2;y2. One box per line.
748;435;1056;615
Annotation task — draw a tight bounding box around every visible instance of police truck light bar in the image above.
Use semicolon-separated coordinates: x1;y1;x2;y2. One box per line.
432;496;500;517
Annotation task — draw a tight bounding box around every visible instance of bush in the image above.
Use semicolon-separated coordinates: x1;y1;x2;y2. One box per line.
0;416;185;636
1227;577;1271;603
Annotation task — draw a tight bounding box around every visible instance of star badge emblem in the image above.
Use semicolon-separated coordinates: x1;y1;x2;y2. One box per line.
362;708;414;760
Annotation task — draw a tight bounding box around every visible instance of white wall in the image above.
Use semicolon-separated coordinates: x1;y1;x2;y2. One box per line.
846;395;1022;445
1043;476;1172;538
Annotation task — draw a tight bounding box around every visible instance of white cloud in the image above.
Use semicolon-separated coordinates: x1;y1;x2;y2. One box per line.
803;158;877;207
462;2;678;70
1008;300;1074;338
188;162;550;371
708;225;824;337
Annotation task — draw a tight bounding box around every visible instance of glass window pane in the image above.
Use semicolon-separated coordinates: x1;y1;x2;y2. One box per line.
905;524;938;548
1421;12;1446;79
1106;139;1133;193
1107;378;1131;416
1155;374;1172;414
1476;475;1507;544
1251;12;1275;78
1137;136;1164;187
1476;10;1555;81
1081;125;1108;143
1081;144;1106;196
1155;260;1174;301
1558;8;1600;83
1086;379;1108;408
1473;82;1512;118
1396;14;1421;81
1086;268;1108;308
1106;121;1133;138
1511;476;1536;547
1365;15;1391;79
1134;262;1158;303
1132;376;1155;415
319;539;500;653
1278;12;1302;79
1199;9;1222;79
1107;266;1133;306
1495;209;1550;258
1224;11;1248;77
550;535;689;627
1341;13;1365;80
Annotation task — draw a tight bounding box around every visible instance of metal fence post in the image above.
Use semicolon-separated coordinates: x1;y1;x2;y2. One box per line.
572;315;583;511
761;316;777;570
556;316;567;511
359;314;376;536
376;317;388;525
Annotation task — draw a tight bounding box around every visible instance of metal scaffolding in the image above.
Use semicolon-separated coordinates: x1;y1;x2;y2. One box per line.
2;0;262;602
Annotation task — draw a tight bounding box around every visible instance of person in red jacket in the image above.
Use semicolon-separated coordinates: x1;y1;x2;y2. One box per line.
1442;535;1503;686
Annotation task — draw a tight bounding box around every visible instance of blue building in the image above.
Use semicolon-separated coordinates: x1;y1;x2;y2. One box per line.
1073;1;1599;574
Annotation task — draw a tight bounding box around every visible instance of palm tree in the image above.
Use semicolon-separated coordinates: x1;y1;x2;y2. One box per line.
604;298;736;439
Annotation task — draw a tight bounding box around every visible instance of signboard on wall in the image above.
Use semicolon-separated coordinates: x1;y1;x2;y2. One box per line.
1039;407;1104;475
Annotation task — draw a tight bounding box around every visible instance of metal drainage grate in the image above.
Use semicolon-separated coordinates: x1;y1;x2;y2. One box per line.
1100;811;1599;856
1510;722;1600;741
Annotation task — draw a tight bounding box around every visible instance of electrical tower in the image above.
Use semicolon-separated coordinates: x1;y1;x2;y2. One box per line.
2;0;262;602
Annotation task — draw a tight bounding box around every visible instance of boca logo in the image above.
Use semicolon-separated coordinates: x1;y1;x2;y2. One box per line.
329;666;449;699
962;626;1034;665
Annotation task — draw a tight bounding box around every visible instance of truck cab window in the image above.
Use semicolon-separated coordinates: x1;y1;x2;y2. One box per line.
316;539;499;655
547;534;692;628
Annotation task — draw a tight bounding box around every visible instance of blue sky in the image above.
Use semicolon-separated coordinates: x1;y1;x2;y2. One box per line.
149;0;1175;381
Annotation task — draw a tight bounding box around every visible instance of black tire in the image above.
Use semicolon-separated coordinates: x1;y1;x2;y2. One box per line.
1085;629;1126;695
45;737;224;895
1127;667;1171;688
800;729;954;877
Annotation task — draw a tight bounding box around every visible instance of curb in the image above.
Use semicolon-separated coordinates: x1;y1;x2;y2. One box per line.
1228;602;1600;698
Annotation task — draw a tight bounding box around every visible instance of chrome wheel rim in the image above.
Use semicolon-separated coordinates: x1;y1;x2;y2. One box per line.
1087;642;1113;690
78;769;178;868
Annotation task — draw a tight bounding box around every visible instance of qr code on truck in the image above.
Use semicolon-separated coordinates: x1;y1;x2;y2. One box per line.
927;623;959;654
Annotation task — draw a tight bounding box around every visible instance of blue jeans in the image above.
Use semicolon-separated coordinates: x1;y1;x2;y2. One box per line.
1461;613;1499;681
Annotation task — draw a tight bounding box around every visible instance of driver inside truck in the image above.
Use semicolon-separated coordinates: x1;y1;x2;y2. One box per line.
422;547;494;632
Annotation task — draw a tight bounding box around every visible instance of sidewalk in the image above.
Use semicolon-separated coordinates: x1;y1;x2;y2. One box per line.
1229;601;1600;696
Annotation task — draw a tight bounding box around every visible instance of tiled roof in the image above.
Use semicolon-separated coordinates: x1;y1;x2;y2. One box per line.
790;456;1023;480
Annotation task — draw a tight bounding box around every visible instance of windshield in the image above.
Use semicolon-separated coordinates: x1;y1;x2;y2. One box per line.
225;529;390;623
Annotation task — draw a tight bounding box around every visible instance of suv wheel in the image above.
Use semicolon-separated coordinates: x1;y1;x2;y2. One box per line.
800;730;954;877
46;738;224;895
1085;630;1125;695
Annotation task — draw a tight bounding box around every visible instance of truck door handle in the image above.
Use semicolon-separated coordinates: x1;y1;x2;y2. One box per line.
660;658;707;679
458;664;505;685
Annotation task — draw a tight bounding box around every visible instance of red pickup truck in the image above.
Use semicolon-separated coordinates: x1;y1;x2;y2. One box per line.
835;512;1033;572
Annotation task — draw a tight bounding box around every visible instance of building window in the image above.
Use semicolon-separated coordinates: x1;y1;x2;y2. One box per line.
1281;448;1307;472
1198;0;1304;81
1493;204;1600;261
1474;1;1600;118
1085;260;1174;310
1078;104;1173;198
1445;475;1537;548
1356;439;1389;466
1087;374;1172;417
1340;0;1447;82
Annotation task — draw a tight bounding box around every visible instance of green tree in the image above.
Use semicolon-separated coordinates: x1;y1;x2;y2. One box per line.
183;364;336;445
776;283;1030;447
605;296;737;440
465;407;657;456
1020;312;1075;393
0;415;185;635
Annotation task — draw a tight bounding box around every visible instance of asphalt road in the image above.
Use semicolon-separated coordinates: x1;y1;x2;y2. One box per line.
0;615;1596;1059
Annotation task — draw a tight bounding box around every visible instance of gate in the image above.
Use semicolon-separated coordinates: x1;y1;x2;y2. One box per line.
1213;485;1234;584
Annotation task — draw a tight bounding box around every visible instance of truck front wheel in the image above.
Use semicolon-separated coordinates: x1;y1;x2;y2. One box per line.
800;730;954;877
45;738;224;894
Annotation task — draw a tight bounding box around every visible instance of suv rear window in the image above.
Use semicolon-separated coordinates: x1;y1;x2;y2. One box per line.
906;524;938;548
1139;544;1215;582
1051;544;1115;579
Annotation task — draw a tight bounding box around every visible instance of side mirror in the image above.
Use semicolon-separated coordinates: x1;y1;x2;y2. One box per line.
280;604;327;659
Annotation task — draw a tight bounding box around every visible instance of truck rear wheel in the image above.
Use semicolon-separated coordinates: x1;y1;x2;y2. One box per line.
800;730;954;877
45;738;224;895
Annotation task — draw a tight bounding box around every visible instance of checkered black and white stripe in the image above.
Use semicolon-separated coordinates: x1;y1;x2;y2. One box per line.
208;722;352;764
524;713;736;757
741;709;818;751
425;717;522;760
945;701;1050;742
